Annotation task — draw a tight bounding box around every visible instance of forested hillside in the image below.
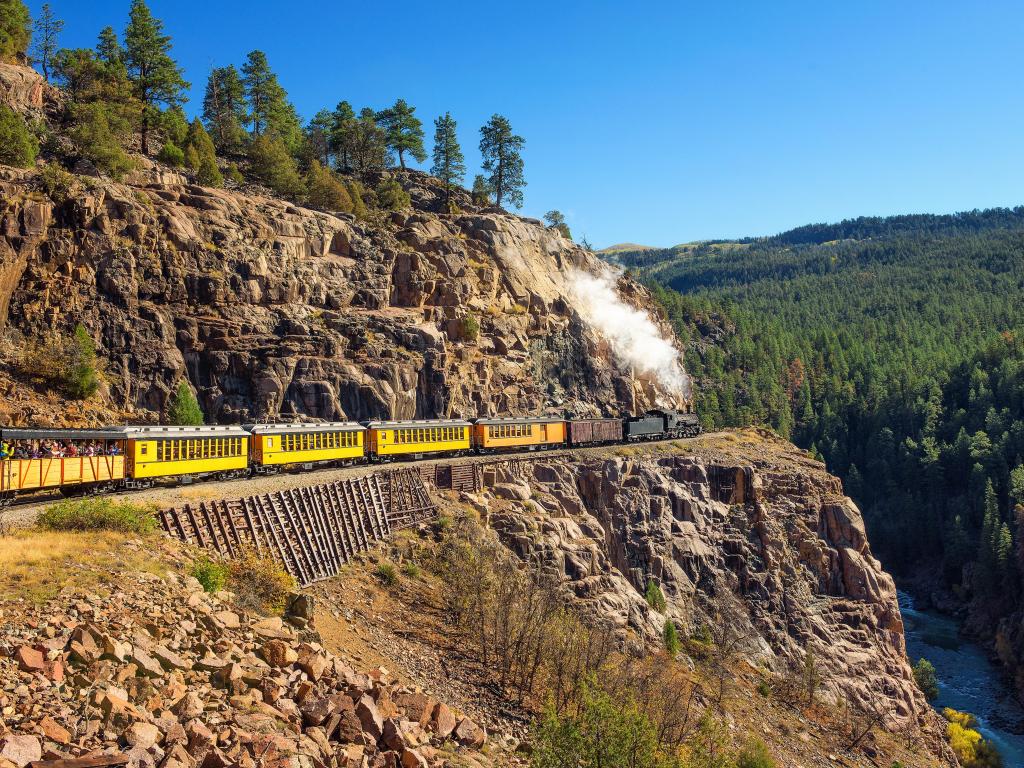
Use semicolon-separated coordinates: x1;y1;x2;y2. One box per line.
635;213;1024;654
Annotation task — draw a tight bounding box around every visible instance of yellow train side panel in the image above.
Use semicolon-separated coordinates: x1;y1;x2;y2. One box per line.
256;433;364;466
0;456;125;491
129;440;249;479
370;428;471;457
475;422;566;449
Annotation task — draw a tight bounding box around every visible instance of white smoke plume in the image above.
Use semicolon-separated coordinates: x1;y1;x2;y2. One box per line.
568;268;692;405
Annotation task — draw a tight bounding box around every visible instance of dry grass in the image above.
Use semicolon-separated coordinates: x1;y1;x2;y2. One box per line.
0;530;165;604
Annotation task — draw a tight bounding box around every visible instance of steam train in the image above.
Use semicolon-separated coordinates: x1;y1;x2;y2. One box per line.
0;409;700;504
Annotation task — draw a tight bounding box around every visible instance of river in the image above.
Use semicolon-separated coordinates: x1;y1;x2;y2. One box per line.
899;591;1024;765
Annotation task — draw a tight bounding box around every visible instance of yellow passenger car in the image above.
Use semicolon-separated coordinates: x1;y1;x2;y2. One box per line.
366;419;472;460
124;425;249;485
0;428;126;496
246;422;365;470
473;417;567;453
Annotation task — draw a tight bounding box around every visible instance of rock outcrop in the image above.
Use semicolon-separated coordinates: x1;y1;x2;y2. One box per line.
472;434;928;724
0;559;494;768
0;163;682;426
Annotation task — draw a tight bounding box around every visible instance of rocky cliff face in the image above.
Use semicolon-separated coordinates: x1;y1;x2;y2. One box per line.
0;164;684;426
0;63;685;427
472;433;938;732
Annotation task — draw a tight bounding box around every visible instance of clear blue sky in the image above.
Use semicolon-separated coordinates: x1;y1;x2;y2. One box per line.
25;0;1024;248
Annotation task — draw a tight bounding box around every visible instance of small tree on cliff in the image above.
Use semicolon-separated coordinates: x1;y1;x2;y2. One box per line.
66;325;100;400
912;658;939;701
479;114;525;208
0;105;38;167
377;98;426;169
544;210;572;240
31;3;63;81
202;65;247;153
168;380;204;425
123;0;189;154
471;174;492;206
431;112;465;207
0;0;31;63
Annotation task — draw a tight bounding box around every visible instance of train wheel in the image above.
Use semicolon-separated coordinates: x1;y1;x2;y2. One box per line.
0;492;15;508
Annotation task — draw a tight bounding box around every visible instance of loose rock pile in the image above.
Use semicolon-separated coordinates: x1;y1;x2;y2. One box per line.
0;570;490;768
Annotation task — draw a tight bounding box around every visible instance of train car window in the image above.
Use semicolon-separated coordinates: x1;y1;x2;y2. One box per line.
140;444;148;456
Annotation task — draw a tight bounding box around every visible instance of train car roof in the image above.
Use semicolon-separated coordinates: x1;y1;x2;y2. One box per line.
244;422;365;434
473;417;565;425
0;427;128;441
121;425;250;438
365;419;472;428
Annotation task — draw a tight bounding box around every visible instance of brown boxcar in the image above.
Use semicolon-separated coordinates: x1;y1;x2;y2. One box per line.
567;418;622;446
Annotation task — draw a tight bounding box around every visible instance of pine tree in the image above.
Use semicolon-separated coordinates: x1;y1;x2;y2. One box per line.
0;0;31;63
376;99;426;169
979;479;1001;589
430;112;465;206
241;50;276;136
167;380;204;425
306;109;334;166
996;522;1014;586
96;26;122;67
66;325;100;400
184;119;222;187
0;105;38;167
329;101;356;172
123;0;189;154
479;114;525;208
241;51;302;153
248;134;304;198
202;65;246;153
544;210;572;239
471;174;492;206
662;619;680;655
350;108;388;173
160;104;188;146
31;3;63;81
304;160;352;212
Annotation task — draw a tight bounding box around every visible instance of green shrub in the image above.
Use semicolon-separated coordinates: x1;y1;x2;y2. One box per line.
191;556;228;593
68;102;134;178
185;119;223;188
401;561;421;578
247;134;304;198
167;380;204;425
157;140;185;167
18;325;100;399
0;0;31;63
736;738;776;768
305;160;352;212
40;163;76;203
66;324;100;400
228;549;296;615
534;679;669;768
663;619;680;655
375;178;411;211
346;179;369;218
644;579;666;612
38;498;156;534
226;163;244;184
756;679;771;697
461;314;480;342
375;562;398;586
435;513;452;533
160;105;189;146
913;657;939;701
0;105;38;168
